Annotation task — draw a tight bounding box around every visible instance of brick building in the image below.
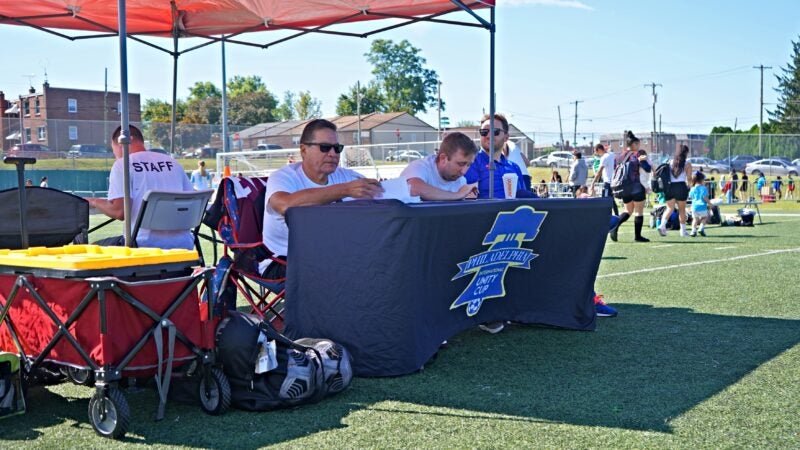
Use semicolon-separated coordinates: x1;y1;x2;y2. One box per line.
1;83;140;152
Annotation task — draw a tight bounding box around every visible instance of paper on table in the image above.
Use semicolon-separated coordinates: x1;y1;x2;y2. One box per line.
378;177;420;203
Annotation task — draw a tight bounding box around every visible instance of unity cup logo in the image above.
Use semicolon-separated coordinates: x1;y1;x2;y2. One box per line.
451;206;547;317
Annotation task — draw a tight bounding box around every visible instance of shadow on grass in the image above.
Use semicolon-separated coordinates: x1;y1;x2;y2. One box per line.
3;303;798;446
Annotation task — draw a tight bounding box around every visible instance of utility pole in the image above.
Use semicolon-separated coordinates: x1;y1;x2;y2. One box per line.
557;105;565;149
645;82;662;154
753;65;772;157
104;68;108;147
356;80;362;146
437;80;442;142
572;100;583;151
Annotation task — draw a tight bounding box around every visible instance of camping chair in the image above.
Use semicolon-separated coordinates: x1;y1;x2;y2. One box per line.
131;190;213;262
0;186;89;249
204;176;286;328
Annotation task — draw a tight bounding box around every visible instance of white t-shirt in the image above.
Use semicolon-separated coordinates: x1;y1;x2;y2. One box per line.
599;151;615;183
190;169;212;190
262;163;363;258
505;141;527;172
107;151;194;249
400;155;466;193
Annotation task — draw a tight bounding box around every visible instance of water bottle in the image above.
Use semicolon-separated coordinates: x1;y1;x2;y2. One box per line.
655;217;662;229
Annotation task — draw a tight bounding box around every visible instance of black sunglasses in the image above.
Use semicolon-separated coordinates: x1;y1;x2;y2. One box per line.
479;128;504;137
304;142;345;154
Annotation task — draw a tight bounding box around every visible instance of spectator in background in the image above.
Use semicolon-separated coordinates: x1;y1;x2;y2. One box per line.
688;171;710;237
755;172;767;193
536;179;549;198
731;169;739;201
773;176;783;200
739;169;749;201
613;131;652;242
787;174;795;200
590;143;620;218
568;151;588;197
658;144;693;237
39;176;48;188
708;176;717;199
550;169;563;184
25;179;33;187
190;160;212;190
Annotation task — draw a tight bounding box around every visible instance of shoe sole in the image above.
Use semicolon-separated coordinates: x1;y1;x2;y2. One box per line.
478;325;505;334
596;312;618;317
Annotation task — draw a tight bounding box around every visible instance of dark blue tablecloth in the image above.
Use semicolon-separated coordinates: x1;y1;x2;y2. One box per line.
284;198;610;377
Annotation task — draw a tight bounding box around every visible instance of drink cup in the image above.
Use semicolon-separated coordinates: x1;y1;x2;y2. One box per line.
502;173;518;199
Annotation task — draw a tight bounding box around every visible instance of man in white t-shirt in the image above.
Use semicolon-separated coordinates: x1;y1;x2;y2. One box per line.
260;119;383;279
86;125;195;249
590;143;620;214
400;132;478;201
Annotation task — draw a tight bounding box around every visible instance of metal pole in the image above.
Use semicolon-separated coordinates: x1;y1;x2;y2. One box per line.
488;6;496;199
557;105;564;149
170;30;179;155
104;68;108;147
753;65;772;157
221;36;230;176
356;80;362;146
117;0;132;246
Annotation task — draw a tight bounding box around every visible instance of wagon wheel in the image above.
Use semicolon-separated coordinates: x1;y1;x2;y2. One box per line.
88;388;130;439
66;367;95;386
198;367;231;415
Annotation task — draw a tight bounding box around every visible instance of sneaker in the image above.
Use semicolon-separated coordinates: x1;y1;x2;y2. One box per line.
679;230;689;237
690;231;697;237
593;294;618;318
440;340;449;349
699;230;706;237
658;227;667;237
478;321;505;334
634;236;650;242
609;227;618;242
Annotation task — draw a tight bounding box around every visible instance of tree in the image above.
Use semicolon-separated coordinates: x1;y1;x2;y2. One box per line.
227;75;267;98
141;98;175;123
293;91;322;120
770;36;800;134
335;82;385;116
187;81;221;102
228;90;278;125
456;120;478;128
184;96;221;125
275;91;296;121
365;39;442;115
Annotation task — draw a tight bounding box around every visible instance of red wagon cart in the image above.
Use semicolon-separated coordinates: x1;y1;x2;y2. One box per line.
0;245;230;438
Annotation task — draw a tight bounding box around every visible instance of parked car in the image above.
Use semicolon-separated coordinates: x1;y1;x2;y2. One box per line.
256;144;283;151
745;159;800;176
545;151;573;169
68;144;111;158
529;154;549;167
719;155;757;172
195;146;220;158
11;143;51;153
387;150;425;162
792;158;800;167
147;147;169;155
687;157;728;174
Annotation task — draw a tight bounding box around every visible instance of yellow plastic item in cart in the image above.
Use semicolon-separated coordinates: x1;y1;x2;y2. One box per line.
0;245;199;270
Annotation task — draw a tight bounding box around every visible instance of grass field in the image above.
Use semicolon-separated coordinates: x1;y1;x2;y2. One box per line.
2;207;799;448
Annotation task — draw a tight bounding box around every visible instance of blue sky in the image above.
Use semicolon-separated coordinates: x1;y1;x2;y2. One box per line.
1;0;798;143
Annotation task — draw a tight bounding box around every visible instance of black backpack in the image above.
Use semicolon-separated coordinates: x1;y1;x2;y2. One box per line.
611;151;640;198
215;312;352;411
651;163;672;193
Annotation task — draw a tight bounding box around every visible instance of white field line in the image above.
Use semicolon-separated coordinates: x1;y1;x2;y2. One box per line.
597;247;800;279
650;244;674;249
714;246;737;250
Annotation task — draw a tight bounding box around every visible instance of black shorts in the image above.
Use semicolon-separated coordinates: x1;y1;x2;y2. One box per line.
621;189;646;204
665;182;689;201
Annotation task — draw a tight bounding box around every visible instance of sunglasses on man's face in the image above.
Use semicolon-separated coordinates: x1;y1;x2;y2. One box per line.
304;142;345;154
479;128;504;137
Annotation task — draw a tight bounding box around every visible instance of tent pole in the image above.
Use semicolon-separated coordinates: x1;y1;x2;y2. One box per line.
117;0;132;246
221;36;231;176
488;5;496;199
170;30;178;155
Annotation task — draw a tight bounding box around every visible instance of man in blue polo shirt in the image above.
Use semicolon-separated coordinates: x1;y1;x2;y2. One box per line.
465;113;536;199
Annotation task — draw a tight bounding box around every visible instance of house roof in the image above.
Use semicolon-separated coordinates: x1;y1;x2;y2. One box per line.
238;112;430;138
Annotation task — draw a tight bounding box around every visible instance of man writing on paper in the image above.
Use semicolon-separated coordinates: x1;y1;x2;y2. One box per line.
400;132;479;201
465;113;536;199
260;118;383;279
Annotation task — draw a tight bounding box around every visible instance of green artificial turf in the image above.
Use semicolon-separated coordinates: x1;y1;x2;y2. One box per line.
1;213;798;448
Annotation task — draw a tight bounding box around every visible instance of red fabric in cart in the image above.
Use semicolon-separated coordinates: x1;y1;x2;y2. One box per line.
0;275;203;372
